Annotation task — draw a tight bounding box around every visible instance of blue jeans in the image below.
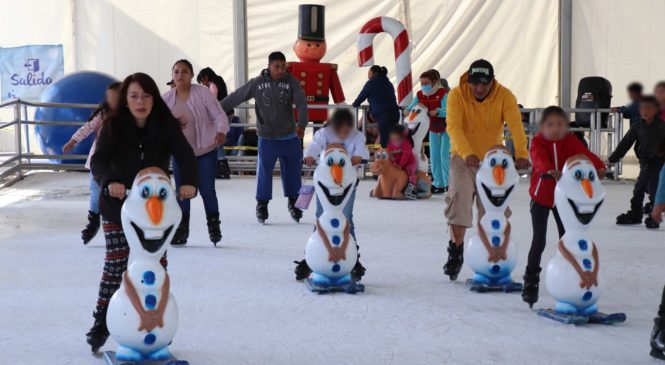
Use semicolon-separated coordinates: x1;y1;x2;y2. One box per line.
172;149;219;216
429;131;450;188
89;172;101;214
256;136;302;201
315;188;357;239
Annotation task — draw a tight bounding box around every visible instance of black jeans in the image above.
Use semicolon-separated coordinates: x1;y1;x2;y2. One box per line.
527;201;565;273
630;162;662;212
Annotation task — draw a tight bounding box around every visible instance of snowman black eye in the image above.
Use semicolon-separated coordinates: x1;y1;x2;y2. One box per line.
574;170;583;181
327;157;334;166
339;158;346;166
501;159;509;168
588;171;596;182
490;158;497;167
140;186;151;199
158;187;168;200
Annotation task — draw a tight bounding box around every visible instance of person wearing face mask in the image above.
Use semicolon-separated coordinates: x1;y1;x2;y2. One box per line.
405;69;450;194
87;73;197;353
352;65;400;148
162;59;230;246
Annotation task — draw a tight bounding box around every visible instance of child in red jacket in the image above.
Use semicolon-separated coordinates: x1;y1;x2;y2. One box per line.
387;124;418;199
522;106;606;308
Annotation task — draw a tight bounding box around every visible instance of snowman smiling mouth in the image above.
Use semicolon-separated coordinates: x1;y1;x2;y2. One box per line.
481;183;514;207
567;199;603;225
130;222;174;253
318;182;352;206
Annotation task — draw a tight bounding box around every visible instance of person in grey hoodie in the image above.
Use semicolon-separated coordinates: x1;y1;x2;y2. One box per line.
221;51;308;223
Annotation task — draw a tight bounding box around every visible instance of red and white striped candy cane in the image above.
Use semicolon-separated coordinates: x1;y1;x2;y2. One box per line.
357;16;413;108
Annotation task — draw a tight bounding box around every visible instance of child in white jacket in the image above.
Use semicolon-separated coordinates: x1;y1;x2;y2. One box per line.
296;108;370;281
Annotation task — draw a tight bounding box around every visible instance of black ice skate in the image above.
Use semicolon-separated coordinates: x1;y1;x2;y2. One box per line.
216;159;231;180
288;197;303;223
651;317;665;360
171;213;190;246
443;240;464;281
81;211;101;245
616;210;642;225
86;309;109;353
522;267;542;308
207;213;222;246
350;259;366;283
645;216;661;229
294;259;312;281
645;202;653;215
256;200;269;224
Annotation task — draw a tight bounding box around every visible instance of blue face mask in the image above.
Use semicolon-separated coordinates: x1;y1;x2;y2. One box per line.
421;84;433;93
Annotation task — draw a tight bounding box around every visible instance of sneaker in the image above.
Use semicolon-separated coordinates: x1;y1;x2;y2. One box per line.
431;186;446;195
404;183;418;200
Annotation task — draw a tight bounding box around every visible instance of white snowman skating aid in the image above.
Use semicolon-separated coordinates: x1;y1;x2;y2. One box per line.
105;167;182;362
466;146;522;292
404;104;432;198
304;145;364;294
538;155;626;325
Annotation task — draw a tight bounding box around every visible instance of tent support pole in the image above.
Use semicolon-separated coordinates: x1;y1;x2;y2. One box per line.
559;0;572;108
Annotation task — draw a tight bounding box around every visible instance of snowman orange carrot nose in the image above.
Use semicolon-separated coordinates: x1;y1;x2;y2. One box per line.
331;164;343;185
492;166;505;185
581;179;593;198
408;110;418;121
146;196;163;225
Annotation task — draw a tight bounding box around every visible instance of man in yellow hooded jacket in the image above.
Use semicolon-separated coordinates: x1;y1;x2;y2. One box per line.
443;59;530;281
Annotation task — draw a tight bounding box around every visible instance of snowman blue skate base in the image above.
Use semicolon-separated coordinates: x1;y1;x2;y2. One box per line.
465;274;522;293
103;351;188;365
305;273;364;294
537;303;626;325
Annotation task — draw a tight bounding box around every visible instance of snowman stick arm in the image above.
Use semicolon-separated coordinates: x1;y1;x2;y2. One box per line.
477;220;499;263
316;219;337;262
123;271;148;330
154;273;170;327
338;221;351;260
558;240;592;289
497;222;511;260
591;243;599;286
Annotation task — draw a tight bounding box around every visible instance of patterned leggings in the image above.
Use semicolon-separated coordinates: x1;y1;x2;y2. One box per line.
95;220;167;312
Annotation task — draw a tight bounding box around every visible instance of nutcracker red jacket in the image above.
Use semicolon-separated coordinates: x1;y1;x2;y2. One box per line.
529;133;605;208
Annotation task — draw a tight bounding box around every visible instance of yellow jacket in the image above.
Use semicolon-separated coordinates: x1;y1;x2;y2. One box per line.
446;72;528;159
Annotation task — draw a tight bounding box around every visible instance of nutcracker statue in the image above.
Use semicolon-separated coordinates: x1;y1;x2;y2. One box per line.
287;4;345;123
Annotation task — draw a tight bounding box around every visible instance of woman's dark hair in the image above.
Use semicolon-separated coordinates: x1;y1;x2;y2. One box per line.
328;108;354;131
105;73;179;141
369;65;388;75
172;59;194;74
540;105;569;125
197;67;228;100
419;70;439;83
88;81;122;122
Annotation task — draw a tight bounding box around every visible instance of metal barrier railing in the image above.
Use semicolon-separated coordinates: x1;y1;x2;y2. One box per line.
0;98;624;189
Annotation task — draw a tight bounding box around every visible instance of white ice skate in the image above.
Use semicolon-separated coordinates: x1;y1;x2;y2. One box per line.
105;167;182;363
538;155;626;325
304;145;363;294
466;146;522;293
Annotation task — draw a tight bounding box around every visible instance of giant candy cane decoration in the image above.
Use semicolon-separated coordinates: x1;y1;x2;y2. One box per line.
357;17;413;107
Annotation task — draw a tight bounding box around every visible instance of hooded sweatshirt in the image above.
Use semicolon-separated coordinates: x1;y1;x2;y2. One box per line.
446;72;528;159
221;69;308;139
530;133;605;208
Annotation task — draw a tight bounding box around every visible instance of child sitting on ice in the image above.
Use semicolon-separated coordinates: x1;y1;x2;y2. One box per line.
294;108;370;282
608;96;665;229
522;106;605;308
386;124;418;199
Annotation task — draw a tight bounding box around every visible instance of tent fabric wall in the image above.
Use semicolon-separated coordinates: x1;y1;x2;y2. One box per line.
572;0;665;107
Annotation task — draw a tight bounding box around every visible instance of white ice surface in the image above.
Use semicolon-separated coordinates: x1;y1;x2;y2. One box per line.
0;171;663;364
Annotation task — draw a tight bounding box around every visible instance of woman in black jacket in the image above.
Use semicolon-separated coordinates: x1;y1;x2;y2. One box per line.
86;72;198;353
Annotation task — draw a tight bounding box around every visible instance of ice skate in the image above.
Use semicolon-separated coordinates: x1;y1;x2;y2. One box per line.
81;211;101;245
651;317;665;360
288;196;303;222
443;241;463;281
207;213;222;246
645;216;660;229
522;267;541;308
86;309;109;353
256;200;269;224
294;259;312;281
615;210;642;225
170;213;189;246
216;159;231;180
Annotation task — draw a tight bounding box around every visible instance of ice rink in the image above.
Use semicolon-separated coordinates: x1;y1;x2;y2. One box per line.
0;171;663;364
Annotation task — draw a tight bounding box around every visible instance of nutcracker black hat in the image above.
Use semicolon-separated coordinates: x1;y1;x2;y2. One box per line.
298;4;325;41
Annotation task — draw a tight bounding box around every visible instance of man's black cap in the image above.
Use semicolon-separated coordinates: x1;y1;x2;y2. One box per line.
468;59;494;84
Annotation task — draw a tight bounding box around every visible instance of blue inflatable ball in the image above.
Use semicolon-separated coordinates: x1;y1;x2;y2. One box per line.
34;71;117;163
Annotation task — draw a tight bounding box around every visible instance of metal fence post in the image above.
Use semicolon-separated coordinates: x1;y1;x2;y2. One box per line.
14;100;23;180
613;111;622;180
23;103;31;164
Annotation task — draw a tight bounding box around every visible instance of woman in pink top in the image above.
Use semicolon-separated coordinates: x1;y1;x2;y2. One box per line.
63;81;121;245
162;59;230;246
